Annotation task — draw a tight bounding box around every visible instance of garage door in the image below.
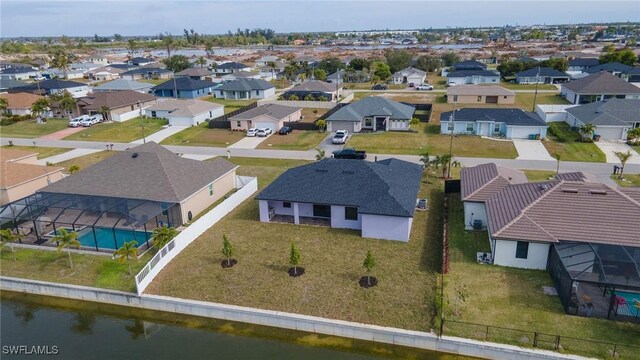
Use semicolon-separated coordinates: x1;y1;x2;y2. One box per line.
169;117;194;126
508;126;542;139
254;121;277;131
485;96;498;104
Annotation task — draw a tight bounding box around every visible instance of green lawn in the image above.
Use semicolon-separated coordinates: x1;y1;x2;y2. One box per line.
0;247;150;292
514;93;568;110
256;131;326;150
160;122;244;147
523;170;556;182
426;73;447;89
353;92;436;103
500;81;557;90
139;79;167;85
543;123;606;163
63;118;168;143
0;118;69;139
343;83;406;90
347;123;518;158
1;145;70;159
147;160;443;332
611;174;640;187
443;194;640;359
204;97;256;114
55;150;118;173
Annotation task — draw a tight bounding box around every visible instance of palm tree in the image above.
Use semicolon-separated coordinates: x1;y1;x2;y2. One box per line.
435;154;453;178
68;165;80;174
49;47;74;79
266;61;277;79
627;127;640;145
315;148;325;160
0;229;21;262
99;105;110;122
162;33;174;58
554;152;561;175
51;228;80;268
409;117;421;130
151;225;177;251
221;234;234;267
53;91;76;118
195;56;207;68
315;119;327;133
127;39;139;57
419;152;430;168
30;98;50;118
579;123;597;142
614;150;633;180
113;240;139;276
0;97;8;115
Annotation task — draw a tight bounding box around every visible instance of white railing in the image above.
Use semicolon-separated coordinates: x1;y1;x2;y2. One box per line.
134;176;258;294
535;104;577;123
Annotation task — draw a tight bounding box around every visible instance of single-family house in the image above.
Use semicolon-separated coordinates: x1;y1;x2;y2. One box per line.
92;79;154;94
560;71;640;104
145;99;224;126
256;158;422;241
0;67;39;81
129;57;156;66
258;61;286;81
153;78;215;99
1;149;64;205
565;99;640;140
0;79;30;92
121;67;173;81
440;108;548;139
283;80;339;101
452;60;487;71
214;62;251;75
583;62;632;77
515;67;570;84
391;67;427;85
446;85;515;104
76;90;157;122
567;58;600;72
625;67;640;83
216;78;275;100
0;92;45;116
447;70;500;86
86;55;109;65
41;68;85;80
325;96;415;133
175;68;214;80
255;56;280;67
87;64;136;81
11;79;90;98
229;104;301;131
219;71;262;82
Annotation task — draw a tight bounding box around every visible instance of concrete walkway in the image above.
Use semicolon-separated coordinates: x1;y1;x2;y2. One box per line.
512;140;555;161
36;148;102;165
37;126;85;140
130;125;189;145
595;141;640;164
227;134;271;149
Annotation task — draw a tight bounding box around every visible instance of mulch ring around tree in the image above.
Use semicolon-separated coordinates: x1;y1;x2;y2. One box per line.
359;276;378;288
288;267;305;277
221;259;238;268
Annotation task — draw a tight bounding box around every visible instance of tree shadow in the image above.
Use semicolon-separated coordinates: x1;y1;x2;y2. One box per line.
71;312;96;335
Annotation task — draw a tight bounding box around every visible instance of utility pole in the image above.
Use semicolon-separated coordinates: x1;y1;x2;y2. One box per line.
447;101;457;179
532;66;540;112
139;101;146;143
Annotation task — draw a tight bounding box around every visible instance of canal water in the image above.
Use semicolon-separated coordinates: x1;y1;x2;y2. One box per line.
1;292;477;360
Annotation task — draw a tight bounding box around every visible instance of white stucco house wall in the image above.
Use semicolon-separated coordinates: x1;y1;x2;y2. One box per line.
440;108;548;140
145;99;225;126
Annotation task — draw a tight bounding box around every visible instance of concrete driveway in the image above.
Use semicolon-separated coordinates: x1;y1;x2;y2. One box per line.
512;140;555;161
317;133;345;155
227;134;271;149
595;141;640;164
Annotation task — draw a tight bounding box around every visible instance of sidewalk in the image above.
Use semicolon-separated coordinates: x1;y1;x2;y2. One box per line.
36;148;102;165
130;125;189;145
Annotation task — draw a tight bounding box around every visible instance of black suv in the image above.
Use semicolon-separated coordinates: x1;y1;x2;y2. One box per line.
278;126;293;135
371;84;387;90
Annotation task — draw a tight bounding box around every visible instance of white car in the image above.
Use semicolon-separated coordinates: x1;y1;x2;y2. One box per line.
332;130;349;144
246;128;257;137
80;117;95;127
256;129;268;137
259;127;272;135
69;115;90;127
90;114;104;123
415;84;433;91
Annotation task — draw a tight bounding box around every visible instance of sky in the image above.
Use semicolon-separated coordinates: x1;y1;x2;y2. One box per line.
1;0;639;37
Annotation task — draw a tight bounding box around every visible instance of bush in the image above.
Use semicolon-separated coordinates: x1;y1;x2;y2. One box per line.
0;114;32;126
548;123;579;143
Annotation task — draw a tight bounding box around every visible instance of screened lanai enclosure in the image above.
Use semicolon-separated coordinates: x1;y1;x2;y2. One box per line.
0;192;181;253
549;242;640;322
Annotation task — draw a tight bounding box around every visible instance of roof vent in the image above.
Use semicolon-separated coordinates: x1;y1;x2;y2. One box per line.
342;170;354;175
589;189;607;195
131;153;138;158
539;184;548;191
562;188;578;193
316;169;328;173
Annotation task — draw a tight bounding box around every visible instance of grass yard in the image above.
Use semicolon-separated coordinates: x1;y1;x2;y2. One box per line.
0;118;69;139
523;170;557;182
611;174;640;187
443;194;640;359
55;150;118;173
543;123;606;163
347;123;518;158
256;130;326;150
499;81;557;90
514;93;568;110
426;73;447;89
1;145;70;159
160;122;244;147
343;83;406;90
139;79;167;85
204;97;256;114
300;108;325;123
353;91;437;103
0;247;150;292
147;159;444;332
63;118;168;143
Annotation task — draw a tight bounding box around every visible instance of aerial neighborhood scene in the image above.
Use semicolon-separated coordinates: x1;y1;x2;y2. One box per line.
1;1;640;359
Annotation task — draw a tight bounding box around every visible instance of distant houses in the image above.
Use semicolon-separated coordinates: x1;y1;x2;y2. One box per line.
216;78;275;100
446;85;515;104
560;71;640;104
325;96;415;133
153;78;215;99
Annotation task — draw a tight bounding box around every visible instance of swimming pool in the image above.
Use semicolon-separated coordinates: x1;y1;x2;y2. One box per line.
615;291;640;318
76;227;151;250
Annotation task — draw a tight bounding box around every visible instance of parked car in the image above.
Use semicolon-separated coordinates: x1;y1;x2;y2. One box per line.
331;148;367;159
332;130;349;144
408;82;415;88
90;114;104;123
247;128;258;137
256;129;268;137
69;115;90;127
278;126;292;135
371;84;387;90
261;127;273;135
80;117;95;127
415;84;433;91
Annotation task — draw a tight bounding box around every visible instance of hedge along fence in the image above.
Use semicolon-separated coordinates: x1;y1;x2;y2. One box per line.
207;102;257;129
283;121;319;131
402;103;432;123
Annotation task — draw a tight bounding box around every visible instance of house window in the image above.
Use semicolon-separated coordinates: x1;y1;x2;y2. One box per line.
313;204;331;218
453;95;458;102
447;122;453;131
503;96;507;99
256;90;260;95
364;118;373;127
283;202;291;208
131;105;135;111
151;111;157;118
494;123;501;133
466;123;474;132
515;241;529;259
236;121;242;127
477;96;482;102
208;183;214;196
345;207;358;221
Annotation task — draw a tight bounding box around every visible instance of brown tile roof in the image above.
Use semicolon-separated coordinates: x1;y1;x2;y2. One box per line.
562;71;640;95
0;92;43;109
1;162;63;188
77;90;156;110
0;148;38;163
41;142;237;203
619;187;640;203
487;181;640;246
460;163;528;201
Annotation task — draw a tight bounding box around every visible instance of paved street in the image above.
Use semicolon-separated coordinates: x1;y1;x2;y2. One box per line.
227;134;271;149
130;125;189;145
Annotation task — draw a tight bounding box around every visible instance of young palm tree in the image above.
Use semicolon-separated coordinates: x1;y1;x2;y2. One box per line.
195;56;207;68
266;61;277;78
579;123;597;142
409;117;421;130
554;152;561;175
315;119;327;133
113;240;139;276
99;105;110;122
0;229;21;262
151;225;178;251
51;228;80;268
614;150;633;180
315;148;325;161
30;98;50;118
362;250;376;286
435;154;453;178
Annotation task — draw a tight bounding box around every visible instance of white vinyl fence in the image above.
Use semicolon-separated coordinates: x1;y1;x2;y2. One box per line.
257;99;336;108
135;176;258;294
535;104;577;123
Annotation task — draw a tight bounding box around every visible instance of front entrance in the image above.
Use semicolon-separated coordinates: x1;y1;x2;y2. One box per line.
486;96;498;104
313;204;331;218
375;117;386;131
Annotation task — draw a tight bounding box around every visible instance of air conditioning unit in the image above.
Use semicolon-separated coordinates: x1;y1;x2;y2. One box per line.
473;220;483;230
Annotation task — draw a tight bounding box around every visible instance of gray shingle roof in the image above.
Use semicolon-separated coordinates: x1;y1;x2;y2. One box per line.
217;62;249;70
568;58;599;67
440;108;546;127
255;158;422;217
446;85;515;97
42;142;237;203
583;62;632;74
153;77;214;91
217;78;274;91
122;67;171;76
176;68;214;77
447;70;500;78
562;71;640;94
287;80;336;93
93;79;154;91
565;99;640;126
392;67;427;77
452;60;487;70
15;79;86;91
229;104;300;121
326;96;415;122
516;67;569;78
